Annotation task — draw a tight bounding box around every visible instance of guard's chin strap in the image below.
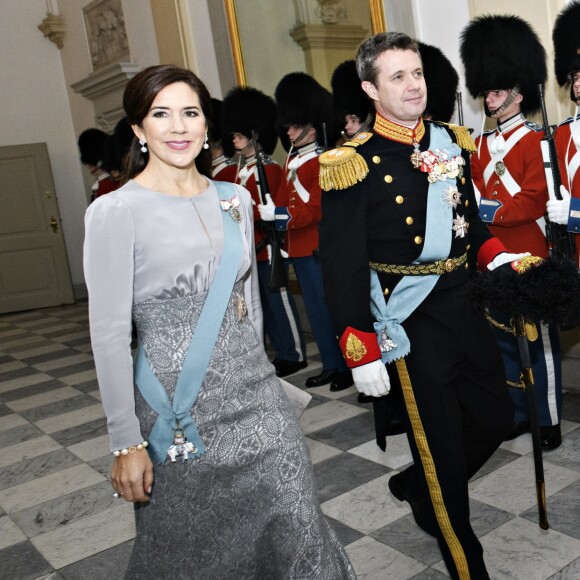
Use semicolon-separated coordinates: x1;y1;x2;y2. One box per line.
485;86;520;118
291;124;313;147
478;86;521;157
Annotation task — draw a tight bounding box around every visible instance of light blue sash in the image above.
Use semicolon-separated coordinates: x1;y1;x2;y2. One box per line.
371;125;459;363
134;181;244;463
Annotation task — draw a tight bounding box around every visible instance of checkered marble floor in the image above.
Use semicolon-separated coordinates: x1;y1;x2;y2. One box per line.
1;303;580;580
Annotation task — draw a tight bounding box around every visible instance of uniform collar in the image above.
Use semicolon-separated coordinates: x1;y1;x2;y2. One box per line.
373;112;425;145
496;113;525;134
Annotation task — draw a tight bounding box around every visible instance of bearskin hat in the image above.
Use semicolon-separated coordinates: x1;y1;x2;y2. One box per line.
113;117;135;165
331;60;371;123
460;14;547;116
78;128;108;166
419;42;459;123
220;87;279;155
553;0;580;101
209;98;235;157
274;72;335;149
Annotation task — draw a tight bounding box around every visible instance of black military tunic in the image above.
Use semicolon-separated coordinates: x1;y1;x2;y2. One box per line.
319;116;513;580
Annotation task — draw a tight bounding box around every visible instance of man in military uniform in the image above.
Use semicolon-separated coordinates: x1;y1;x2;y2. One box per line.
461;15;563;450
331;59;373;144
208;98;238;182
259;72;353;391
319;32;516;579
547;0;580;267
221;86;308;378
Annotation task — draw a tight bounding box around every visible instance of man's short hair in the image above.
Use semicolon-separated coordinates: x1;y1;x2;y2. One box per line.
356;32;420;86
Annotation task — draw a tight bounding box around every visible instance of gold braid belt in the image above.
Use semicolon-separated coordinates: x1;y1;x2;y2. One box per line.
369;252;468;276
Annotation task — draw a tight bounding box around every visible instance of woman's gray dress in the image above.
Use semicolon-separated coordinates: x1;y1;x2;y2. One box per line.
84;180;355;579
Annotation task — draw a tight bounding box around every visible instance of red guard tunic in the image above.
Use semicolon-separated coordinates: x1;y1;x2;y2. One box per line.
237;155;282;262
211;155;238;183
471;113;549;257
555;116;580;266
91;173;119;202
274;143;322;257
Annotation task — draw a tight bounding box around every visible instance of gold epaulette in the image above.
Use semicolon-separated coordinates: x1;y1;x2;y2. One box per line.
319;132;372;191
446;123;477;153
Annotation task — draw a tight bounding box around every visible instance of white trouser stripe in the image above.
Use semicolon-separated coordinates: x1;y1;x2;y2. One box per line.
540;323;558;425
279;287;305;362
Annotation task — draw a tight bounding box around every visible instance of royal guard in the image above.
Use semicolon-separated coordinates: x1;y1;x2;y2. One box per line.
419;42;459;123
548;0;580;266
331;60;374;144
208;98;238;182
78;128;120;202
221;86;307;377
461;15;563;449
258;72;354;392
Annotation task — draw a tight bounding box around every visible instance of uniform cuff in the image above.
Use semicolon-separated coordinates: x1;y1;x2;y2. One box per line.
339;326;382;368
568;197;580;233
477;237;508;271
274;207;290;231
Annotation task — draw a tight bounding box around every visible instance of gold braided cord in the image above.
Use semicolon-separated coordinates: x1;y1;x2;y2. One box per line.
319;150;369;191
484;312;538;341
369;253;467;276
395;359;470;579
507;375;526;390
447;124;477;153
513;255;543;273
373;114;425;144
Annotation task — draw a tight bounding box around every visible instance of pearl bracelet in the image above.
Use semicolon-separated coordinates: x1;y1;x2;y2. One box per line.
112;440;149;457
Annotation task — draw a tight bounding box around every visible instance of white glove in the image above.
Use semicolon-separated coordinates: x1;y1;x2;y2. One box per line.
546;185;571;225
257;194;275;222
351;359;390;398
487;252;531;271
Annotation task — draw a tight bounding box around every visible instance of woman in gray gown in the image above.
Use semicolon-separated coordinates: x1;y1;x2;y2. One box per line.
83;65;355;579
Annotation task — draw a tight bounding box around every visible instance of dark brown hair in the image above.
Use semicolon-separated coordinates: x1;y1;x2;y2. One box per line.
356;32;420;87
123;65;213;179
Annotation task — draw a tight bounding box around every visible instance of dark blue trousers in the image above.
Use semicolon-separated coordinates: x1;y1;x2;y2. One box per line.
257;260;306;363
290;256;347;372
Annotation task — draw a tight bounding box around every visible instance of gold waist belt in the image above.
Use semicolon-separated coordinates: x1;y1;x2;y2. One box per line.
369;252;468;276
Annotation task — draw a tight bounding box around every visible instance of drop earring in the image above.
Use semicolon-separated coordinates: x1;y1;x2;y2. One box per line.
139;139;148;153
203;134;209;150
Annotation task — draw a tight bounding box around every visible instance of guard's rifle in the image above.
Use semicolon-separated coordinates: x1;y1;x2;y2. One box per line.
321;122;329;152
251;131;287;289
538;84;576;262
456;91;464;127
538;84;580;329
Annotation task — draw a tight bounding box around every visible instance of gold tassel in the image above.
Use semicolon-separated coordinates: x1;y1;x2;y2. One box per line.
319;148;369;191
448;124;477;153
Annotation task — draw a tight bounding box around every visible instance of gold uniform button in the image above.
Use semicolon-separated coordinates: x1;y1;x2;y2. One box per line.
494;180;500;186
414;235;423;245
465;200;469;207
461;177;466;185
492;191;497;196
372;155;381;164
383;287;390;296
396;195;404;204
406;216;413;225
384;175;393;183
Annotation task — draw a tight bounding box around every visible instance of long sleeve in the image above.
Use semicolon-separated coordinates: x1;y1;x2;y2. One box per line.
84;195;143;451
236;183;264;343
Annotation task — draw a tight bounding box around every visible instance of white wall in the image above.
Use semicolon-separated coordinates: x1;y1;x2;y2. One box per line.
0;0;89;293
0;1;161;298
412;0;477;130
